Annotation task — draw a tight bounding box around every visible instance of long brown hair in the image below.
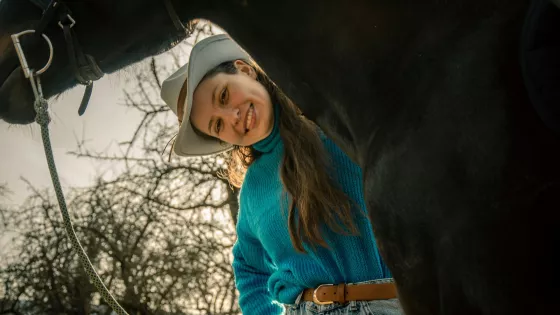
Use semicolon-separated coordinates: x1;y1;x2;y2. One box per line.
202;60;358;252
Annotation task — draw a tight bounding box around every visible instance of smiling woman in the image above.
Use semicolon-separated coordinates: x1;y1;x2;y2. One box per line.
159;34;399;315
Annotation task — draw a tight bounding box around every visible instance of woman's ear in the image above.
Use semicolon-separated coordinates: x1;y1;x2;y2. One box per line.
233;60;257;79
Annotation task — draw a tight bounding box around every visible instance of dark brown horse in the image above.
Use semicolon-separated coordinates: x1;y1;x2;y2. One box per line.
1;0;559;314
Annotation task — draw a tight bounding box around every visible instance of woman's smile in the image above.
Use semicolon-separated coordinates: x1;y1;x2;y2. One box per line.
244;103;255;133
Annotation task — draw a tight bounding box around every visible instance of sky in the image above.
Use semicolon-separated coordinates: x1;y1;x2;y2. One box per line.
0;73;146;252
0;24;223;206
0;24;224;252
0;74;142;205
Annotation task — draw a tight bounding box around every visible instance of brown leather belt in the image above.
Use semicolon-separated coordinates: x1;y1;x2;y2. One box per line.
302;282;397;305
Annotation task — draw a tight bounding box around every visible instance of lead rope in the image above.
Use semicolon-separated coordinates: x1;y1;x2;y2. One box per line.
12;31;129;315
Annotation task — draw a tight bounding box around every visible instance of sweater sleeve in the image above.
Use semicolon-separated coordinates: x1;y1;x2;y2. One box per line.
232;193;283;315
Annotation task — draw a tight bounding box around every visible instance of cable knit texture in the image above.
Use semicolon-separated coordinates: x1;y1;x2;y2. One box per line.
232;108;391;315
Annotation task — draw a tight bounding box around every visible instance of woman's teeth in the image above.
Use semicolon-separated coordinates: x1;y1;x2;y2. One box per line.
245;104;254;132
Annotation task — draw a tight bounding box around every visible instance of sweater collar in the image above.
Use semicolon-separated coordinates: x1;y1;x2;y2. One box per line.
253;103;281;153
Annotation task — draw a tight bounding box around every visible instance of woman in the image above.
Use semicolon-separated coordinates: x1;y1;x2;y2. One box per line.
161;34;402;315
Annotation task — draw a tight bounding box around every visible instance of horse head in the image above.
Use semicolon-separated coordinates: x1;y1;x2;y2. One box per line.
0;0;194;124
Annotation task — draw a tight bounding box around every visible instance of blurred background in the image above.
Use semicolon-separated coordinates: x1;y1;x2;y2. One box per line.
0;21;242;315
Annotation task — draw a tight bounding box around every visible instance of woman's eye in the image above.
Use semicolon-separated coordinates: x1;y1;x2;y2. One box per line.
220;87;228;104
215;119;223;134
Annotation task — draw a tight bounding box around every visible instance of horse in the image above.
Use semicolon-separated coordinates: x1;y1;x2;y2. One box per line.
1;0;559;314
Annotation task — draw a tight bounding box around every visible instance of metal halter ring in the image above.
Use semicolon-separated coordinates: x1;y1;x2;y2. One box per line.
11;30;54;78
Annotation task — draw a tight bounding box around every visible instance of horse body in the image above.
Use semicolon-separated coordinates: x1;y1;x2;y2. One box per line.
1;0;559;314
216;2;560;314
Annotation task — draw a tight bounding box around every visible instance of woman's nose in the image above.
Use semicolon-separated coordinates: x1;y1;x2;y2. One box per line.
223;107;240;125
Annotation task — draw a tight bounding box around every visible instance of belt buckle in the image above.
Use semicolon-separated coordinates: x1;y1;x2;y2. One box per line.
312;284;334;305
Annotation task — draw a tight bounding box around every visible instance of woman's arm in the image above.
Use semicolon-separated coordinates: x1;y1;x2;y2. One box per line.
232;195;283;314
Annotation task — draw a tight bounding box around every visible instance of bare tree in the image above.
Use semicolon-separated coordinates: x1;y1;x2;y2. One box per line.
1;22;240;315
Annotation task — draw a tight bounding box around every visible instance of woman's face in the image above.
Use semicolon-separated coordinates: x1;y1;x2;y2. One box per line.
190;60;274;147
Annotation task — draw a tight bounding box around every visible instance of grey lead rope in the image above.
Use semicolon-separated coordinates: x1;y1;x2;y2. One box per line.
12;0;191;307
12;28;128;314
29;75;130;315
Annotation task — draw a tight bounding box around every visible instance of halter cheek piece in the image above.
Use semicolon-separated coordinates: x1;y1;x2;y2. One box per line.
26;0;188;115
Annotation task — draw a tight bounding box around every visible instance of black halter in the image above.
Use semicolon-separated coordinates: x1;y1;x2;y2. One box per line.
29;0;187;115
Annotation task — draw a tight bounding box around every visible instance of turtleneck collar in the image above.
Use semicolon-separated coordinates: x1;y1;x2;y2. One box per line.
253;103;281;153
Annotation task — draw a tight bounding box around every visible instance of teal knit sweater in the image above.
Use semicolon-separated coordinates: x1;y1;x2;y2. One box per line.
232;109;391;314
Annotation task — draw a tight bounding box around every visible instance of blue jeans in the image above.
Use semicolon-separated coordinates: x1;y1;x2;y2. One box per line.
284;278;403;315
